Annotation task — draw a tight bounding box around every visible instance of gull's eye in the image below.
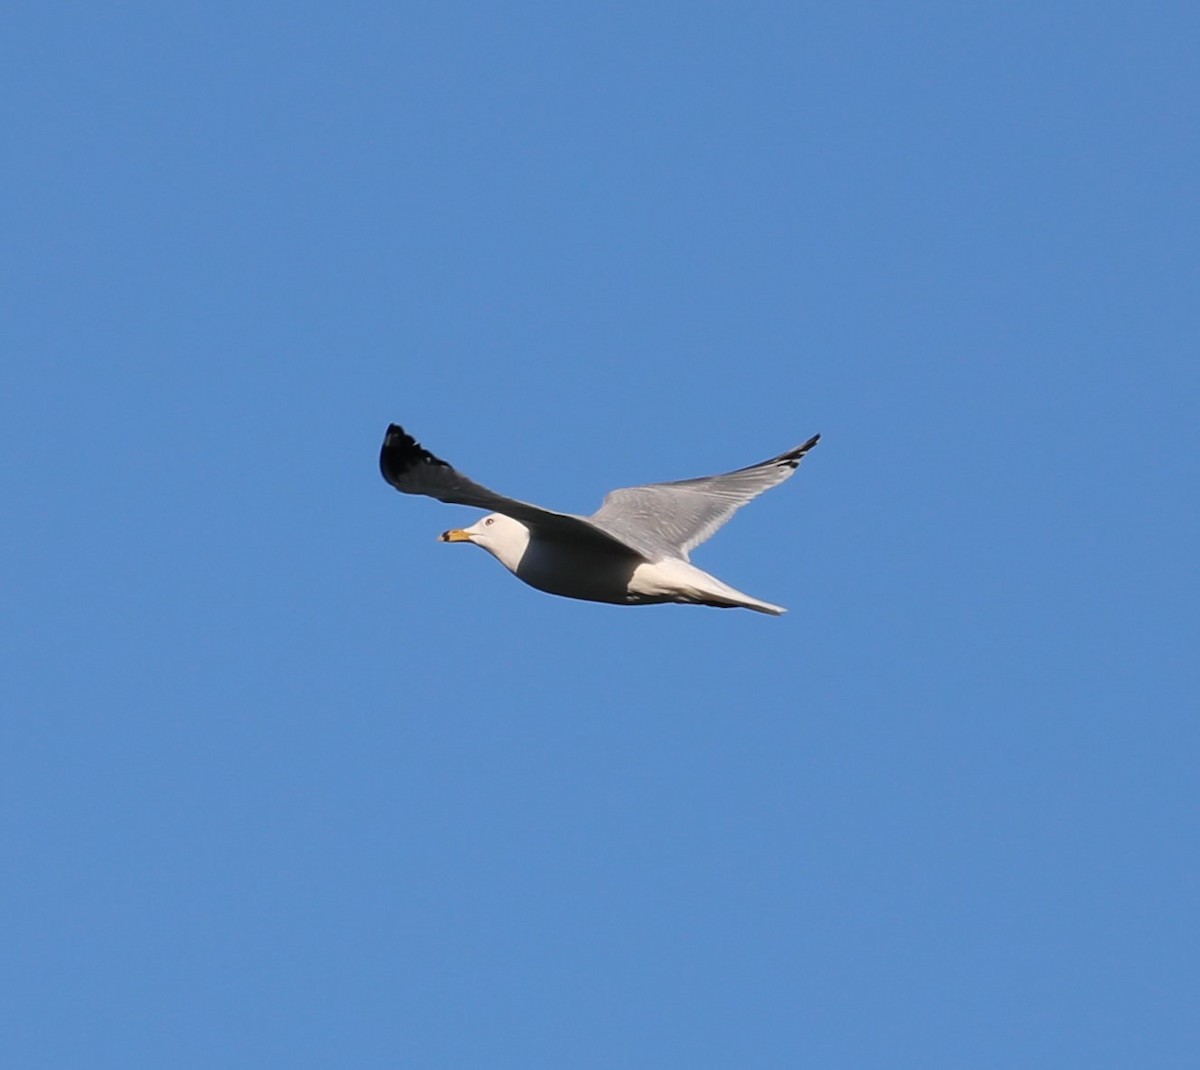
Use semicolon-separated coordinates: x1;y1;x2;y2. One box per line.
484;517;495;526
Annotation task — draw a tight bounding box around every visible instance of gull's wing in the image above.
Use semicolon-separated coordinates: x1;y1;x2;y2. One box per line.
588;434;820;560
379;425;641;555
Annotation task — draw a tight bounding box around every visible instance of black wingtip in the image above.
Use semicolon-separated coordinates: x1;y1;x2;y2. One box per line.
379;423;447;488
778;433;821;469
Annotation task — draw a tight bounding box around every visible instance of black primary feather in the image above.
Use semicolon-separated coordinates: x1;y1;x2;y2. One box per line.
379;424;448;489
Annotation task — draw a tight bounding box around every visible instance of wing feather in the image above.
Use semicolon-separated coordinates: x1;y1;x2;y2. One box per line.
589;434;820;559
379;425;641;555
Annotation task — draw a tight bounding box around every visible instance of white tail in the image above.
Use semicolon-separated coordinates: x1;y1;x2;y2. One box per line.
685;569;787;615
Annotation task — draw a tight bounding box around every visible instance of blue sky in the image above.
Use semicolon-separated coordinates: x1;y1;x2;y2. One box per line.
3;3;1197;1066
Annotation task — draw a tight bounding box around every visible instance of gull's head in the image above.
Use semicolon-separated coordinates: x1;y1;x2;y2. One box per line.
439;513;530;571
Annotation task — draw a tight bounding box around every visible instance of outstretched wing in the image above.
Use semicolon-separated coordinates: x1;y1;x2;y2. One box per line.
379;424;641;555
588;434;820;560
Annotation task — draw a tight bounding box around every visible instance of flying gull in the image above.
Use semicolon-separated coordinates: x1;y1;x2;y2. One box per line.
379;424;820;615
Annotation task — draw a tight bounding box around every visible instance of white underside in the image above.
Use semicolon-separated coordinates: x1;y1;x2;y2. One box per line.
505;537;785;615
626;558;787;615
455;513;787;615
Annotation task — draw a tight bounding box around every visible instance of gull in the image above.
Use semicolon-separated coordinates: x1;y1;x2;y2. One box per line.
379;424;820;615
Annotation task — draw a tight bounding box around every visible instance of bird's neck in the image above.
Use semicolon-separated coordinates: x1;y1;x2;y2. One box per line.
480;525;531;573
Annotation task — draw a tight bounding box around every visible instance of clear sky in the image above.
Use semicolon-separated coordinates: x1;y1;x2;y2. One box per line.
3;3;1197;1066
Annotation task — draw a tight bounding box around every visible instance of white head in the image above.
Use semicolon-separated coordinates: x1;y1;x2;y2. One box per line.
439;513;531;572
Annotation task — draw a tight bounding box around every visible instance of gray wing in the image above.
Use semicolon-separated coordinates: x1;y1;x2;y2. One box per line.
379;425;642;555
588;434;820;560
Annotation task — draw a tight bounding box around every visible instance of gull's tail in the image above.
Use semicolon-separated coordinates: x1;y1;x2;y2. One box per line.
700;591;787;616
682;567;787;615
741;596;787;616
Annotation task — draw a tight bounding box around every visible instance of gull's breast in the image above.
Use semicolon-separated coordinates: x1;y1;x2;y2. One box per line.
513;537;651;606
